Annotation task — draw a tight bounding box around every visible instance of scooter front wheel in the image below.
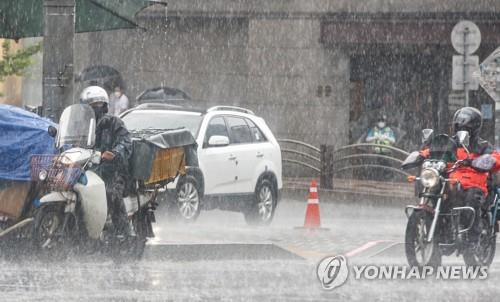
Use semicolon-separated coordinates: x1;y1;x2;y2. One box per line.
32;205;72;260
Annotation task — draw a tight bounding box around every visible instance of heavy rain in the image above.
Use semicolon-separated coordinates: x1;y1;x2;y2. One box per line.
1;1;500;301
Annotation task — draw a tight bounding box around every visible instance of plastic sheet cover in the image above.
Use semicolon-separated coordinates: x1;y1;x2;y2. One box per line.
0;105;56;181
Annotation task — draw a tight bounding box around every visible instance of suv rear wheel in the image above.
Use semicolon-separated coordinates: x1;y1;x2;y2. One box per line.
173;175;201;222
244;179;276;226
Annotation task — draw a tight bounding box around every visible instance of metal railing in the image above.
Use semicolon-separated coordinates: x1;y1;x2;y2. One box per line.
334;143;409;157
279;139;411;189
323;143;410;188
278;139;321;173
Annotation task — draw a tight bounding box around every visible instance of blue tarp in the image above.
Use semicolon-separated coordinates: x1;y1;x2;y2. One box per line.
0;105;56;181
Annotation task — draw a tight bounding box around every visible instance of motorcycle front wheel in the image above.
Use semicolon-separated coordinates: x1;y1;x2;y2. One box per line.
405;210;442;268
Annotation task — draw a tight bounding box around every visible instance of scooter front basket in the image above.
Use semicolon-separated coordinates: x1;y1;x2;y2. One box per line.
30;154;83;191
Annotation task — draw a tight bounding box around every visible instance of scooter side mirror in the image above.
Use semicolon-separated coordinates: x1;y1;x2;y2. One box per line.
48;126;57;138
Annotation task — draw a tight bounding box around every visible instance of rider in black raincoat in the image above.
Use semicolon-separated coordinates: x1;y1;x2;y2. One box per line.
80;86;133;236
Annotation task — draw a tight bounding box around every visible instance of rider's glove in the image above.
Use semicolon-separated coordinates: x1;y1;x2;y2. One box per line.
102;151;116;162
462;158;472;166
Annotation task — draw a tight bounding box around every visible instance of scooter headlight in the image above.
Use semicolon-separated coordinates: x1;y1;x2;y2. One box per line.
420;168;440;188
38;169;48;181
59;155;73;165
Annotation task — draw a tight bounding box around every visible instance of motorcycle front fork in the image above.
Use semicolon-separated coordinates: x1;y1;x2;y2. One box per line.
426;185;446;243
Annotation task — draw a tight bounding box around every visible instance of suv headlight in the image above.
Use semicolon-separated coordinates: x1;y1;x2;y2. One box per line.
420;168;440;188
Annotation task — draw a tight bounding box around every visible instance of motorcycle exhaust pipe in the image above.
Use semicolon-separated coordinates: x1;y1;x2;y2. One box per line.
0;218;34;238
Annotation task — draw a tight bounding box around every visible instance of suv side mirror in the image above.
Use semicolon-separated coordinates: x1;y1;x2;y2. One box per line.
208;135;230;147
48;126;58;138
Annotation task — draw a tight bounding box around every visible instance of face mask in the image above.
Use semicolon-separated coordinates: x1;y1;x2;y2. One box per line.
114;91;121;97
93;106;107;122
377;122;386;128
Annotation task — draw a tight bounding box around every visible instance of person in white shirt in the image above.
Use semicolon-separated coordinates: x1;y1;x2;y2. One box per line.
109;85;129;116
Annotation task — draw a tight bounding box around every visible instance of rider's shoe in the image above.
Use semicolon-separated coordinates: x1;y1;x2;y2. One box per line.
127;220;136;237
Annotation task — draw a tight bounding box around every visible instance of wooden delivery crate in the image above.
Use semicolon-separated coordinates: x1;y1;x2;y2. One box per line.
0;181;31;219
145;147;186;185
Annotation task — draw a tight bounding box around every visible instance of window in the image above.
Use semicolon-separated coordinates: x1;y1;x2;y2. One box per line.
245;118;267;143
226;116;253;144
204;117;229;146
122;110;203;137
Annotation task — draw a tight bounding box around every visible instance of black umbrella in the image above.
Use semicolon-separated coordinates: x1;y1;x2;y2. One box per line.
76;65;123;91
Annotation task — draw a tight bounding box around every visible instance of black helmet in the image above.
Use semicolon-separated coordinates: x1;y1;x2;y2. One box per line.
452;107;482;137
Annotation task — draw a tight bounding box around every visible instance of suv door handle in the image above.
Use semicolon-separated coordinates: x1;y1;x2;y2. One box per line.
228;155;237;160
256;152;264;158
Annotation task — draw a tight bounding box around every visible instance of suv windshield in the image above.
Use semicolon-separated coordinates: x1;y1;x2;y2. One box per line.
122;110;203;136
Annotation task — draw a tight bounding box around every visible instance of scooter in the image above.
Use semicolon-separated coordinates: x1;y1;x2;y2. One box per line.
31;104;160;260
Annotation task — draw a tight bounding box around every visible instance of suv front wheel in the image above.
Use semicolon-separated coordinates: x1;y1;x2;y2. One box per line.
244;179;276;226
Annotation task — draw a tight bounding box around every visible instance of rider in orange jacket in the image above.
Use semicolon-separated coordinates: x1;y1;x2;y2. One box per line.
420;107;495;245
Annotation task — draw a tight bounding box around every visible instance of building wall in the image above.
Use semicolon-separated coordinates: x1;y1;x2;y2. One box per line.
73;16;349;148
19;0;500;148
163;0;500;16
245;18;349;147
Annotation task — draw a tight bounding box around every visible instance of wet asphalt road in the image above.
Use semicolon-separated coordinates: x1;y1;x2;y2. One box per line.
1;195;500;301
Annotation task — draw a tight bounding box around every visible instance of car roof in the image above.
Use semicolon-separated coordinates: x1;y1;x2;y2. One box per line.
124;103;258;117
128;103;206;113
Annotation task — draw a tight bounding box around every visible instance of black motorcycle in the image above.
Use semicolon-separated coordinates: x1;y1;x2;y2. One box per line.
402;129;498;267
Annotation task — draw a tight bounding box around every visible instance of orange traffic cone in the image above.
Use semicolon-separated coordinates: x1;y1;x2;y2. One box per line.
303;180;321;228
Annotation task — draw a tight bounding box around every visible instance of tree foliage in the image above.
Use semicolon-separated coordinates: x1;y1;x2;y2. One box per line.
0;40;41;82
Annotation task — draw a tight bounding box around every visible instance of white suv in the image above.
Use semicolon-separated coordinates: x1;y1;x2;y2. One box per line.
122;104;283;225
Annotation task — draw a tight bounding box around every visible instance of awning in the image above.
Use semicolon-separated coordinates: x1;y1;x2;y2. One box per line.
0;0;161;40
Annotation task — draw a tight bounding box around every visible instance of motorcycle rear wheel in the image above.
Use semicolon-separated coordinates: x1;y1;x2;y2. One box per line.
463;216;496;268
405;210;442;268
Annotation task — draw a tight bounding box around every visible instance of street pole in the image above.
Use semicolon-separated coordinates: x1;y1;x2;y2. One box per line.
42;0;75;122
463;26;469;106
